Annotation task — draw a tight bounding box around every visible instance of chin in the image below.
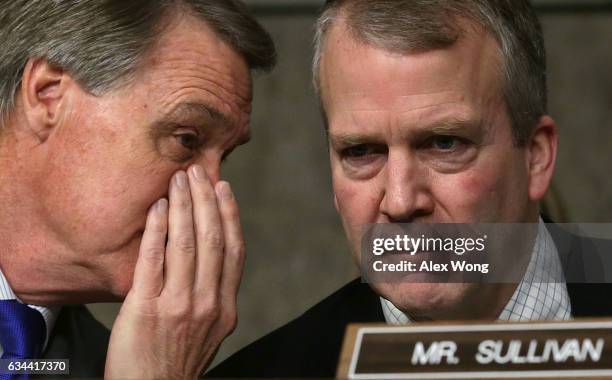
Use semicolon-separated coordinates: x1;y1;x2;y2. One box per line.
372;282;477;321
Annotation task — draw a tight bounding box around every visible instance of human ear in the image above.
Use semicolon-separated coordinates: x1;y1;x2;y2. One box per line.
19;58;69;142
527;115;558;201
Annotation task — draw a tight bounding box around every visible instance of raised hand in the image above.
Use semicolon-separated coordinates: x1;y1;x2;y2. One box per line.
105;165;244;379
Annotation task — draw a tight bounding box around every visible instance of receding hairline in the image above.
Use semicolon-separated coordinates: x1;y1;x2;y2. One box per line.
140;7;255;75
316;4;495;88
109;4;255;89
316;12;505;103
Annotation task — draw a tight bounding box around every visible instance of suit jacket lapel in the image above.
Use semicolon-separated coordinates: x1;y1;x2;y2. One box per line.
43;305;110;378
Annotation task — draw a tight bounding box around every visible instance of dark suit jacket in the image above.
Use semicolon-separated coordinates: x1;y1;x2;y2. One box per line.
41;305;110;378
208;228;612;378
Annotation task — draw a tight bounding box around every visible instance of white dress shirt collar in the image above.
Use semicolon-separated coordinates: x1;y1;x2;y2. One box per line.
0;267;60;350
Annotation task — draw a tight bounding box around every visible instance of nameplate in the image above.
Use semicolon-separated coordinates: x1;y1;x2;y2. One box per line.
336;319;612;379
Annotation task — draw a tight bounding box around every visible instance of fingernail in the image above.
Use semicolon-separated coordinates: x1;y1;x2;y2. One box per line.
175;171;188;189
156;198;168;214
191;164;206;182
216;181;233;200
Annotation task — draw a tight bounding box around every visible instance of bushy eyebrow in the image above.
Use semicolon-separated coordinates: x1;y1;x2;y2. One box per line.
152;101;252;160
328;132;379;149
412;117;485;145
151;102;236;139
164;102;232;127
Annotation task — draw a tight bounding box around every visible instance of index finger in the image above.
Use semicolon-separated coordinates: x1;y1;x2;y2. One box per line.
130;198;168;299
163;171;197;295
188;164;225;295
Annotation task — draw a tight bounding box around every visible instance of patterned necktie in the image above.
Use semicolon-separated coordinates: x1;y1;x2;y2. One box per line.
0;300;46;380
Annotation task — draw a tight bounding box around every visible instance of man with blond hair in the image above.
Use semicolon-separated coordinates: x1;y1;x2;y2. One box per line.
209;1;611;377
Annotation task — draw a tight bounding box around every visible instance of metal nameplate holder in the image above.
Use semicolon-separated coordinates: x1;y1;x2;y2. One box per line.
336;319;612;379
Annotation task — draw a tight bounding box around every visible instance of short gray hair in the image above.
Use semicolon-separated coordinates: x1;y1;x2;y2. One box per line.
0;0;276;127
313;0;547;145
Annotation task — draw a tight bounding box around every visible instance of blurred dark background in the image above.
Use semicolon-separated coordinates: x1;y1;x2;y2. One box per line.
88;0;612;366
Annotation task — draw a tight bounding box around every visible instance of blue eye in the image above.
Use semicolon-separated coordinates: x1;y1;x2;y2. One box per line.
433;136;457;150
341;144;388;160
344;144;372;157
175;133;200;150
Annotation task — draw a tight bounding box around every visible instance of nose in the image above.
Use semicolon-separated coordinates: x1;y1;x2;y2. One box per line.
379;150;434;222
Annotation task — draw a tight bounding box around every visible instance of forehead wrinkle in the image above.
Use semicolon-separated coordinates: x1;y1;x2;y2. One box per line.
146;38;252;109
430;118;480;133
158;86;243;128
337;90;467;114
397;98;478;122
330;109;389;142
393;101;472;117
156;71;251;114
147;10;252;91
154;45;252;101
332;108;389;141
392;91;469;110
420;117;484;136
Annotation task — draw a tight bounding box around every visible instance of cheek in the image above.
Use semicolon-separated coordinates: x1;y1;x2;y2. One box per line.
431;166;496;221
49;163;170;243
334;181;380;222
333;176;382;253
432;155;528;221
89;172;168;224
462;170;499;204
39;129;175;252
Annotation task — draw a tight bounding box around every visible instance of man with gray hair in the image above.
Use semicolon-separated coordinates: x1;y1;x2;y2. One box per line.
0;0;274;378
209;0;611;377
